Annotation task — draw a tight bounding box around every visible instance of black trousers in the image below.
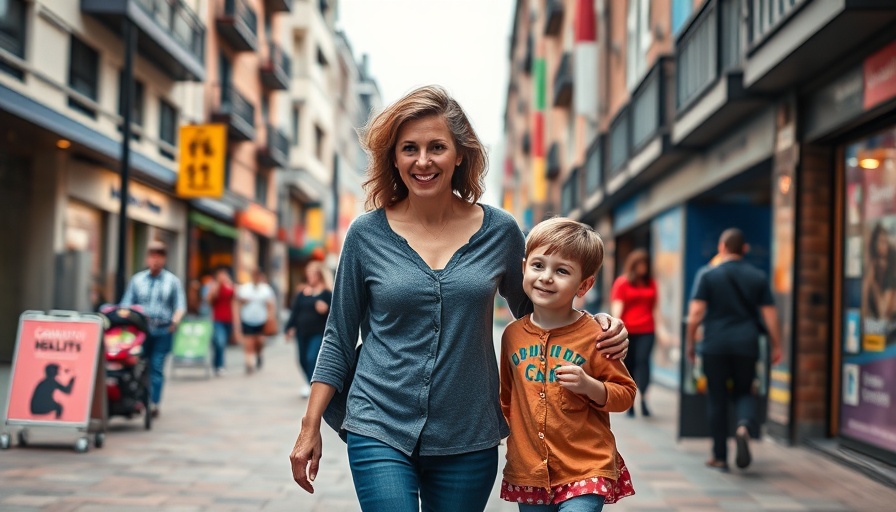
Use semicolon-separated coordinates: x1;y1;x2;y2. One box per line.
702;353;757;461
623;333;655;397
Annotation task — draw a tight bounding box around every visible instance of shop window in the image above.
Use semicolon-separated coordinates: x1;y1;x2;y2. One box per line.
159;99;178;160
840;125;896;458
118;72;145;141
0;0;26;79
68;36;99;118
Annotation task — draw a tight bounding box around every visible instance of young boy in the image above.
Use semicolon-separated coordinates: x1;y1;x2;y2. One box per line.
500;217;636;511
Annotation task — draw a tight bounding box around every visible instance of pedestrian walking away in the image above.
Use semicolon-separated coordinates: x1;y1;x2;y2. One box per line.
610;249;660;418
501;218;636;511
120;240;187;418
288;85;631;512
207;267;236;376
285;260;333;397
685;228;783;471
235;269;276;375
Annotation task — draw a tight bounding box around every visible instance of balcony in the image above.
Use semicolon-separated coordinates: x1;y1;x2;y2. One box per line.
261;43;291;90
212;83;255;141
744;0;896;92
561;167;580;217
553;52;573;108
265;0;292;13
81;0;205;81
673;0;766;147
544;0;564;36
216;0;258;53
607;108;630;181
258;124;290;168
546;142;562;180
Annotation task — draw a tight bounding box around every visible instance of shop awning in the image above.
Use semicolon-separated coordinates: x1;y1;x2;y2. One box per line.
189;211;239;239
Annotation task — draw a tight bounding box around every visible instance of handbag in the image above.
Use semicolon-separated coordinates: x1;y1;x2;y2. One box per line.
262;309;278;336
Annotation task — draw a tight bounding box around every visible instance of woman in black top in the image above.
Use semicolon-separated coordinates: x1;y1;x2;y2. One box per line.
286;261;333;397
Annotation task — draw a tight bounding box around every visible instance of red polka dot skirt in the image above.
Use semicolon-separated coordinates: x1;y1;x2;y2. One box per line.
501;454;635;505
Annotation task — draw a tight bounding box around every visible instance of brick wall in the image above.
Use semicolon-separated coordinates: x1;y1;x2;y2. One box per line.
793;144;834;441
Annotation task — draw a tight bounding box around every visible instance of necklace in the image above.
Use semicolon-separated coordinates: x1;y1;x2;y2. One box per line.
406;203;452;240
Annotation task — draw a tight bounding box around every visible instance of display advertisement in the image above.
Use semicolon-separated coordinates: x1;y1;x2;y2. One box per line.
840;126;896;453
5;317;103;425
651;207;684;387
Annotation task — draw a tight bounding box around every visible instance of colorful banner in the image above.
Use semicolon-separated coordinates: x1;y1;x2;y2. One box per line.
574;0;598;117
5;317;103;425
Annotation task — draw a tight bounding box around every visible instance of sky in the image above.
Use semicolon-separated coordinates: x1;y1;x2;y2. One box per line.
337;0;515;204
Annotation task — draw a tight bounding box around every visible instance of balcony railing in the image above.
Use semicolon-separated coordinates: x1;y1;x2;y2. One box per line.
748;0;808;47
546;142;561;180
676;0;745;112
561;167;580;216
216;0;258;53
584;136;603;196
544;0;564;36
258;124;289;168
553;52;573;108
607;108;630;178
82;0;205;80
261;42;291;90
631;59;669;152
213;83;255;141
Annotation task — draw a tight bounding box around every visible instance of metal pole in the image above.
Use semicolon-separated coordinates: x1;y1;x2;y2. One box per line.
115;18;136;301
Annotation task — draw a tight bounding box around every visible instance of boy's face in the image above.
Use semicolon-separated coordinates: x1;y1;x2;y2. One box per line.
522;245;595;312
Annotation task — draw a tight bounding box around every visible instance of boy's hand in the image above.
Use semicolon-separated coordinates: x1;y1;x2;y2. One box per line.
555;365;595;396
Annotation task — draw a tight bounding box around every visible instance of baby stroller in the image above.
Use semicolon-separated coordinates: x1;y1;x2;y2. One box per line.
100;305;152;430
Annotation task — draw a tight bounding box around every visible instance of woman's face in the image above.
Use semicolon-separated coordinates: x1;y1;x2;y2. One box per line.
876;231;890;258
305;265;321;285
634;260;648;277
393;115;462;202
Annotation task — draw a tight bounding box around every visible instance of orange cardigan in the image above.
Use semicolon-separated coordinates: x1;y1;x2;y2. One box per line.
500;314;636;489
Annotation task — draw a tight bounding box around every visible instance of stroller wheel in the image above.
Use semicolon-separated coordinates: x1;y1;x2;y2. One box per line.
75;437;89;453
94;432;105;448
0;433;10;450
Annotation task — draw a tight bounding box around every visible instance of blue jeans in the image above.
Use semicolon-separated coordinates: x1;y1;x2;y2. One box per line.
144;331;173;405
295;333;323;383
212;321;233;370
346;432;497;512
518;495;605;512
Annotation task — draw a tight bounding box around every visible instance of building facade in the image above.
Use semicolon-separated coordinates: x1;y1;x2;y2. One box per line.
504;0;896;475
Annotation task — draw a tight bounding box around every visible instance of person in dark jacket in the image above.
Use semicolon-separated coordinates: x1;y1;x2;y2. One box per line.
285;260;333;397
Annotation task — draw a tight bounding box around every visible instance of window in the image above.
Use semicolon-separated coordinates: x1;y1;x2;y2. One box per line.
672;0;692;36
292;105;301;146
118;72;145;140
255;171;268;205
315;124;325;162
159;99;178;160
0;0;26;79
68;36;100;118
626;0;652;91
317;46;327;67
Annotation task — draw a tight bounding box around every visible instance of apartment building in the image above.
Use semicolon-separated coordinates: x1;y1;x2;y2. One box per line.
504;0;896;477
0;0;207;361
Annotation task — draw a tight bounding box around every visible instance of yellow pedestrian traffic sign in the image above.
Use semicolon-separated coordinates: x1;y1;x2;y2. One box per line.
176;124;227;198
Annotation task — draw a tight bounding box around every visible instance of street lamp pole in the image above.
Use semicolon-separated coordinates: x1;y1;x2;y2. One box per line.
115;18;136;301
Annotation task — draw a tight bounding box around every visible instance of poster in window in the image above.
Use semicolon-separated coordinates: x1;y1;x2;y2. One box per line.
846;235;863;278
845;309;861;354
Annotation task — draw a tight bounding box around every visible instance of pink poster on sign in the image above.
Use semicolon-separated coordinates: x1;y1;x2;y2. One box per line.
5;318;102;425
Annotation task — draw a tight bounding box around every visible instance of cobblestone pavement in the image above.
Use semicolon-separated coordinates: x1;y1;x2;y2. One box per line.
1;336;895;511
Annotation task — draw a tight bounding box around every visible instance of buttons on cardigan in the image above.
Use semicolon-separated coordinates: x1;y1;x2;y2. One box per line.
538;432;545;439
539;392;545;399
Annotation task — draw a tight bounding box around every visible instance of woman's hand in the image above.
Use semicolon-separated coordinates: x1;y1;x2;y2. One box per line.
290;417;323;493
314;299;329;315
593;313;629;360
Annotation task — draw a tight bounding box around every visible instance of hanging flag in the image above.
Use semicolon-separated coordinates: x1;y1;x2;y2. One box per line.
574;0;598;118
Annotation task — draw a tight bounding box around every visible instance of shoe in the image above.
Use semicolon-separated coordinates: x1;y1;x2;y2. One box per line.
256;354;263;370
300;385;311;398
735;426;752;469
150;405;160;418
245;365;255;375
641;400;651;417
626;407;635;418
705;458;729;471
214;368;225;377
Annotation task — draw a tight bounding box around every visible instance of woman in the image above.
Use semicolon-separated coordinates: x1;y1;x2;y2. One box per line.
288;86;629;511
235;269;275;375
207;267;236;376
865;223;896;320
285;261;333;397
611;249;658;417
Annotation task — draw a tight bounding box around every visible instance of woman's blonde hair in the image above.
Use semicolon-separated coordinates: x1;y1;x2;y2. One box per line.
306;260;333;291
361;85;488;210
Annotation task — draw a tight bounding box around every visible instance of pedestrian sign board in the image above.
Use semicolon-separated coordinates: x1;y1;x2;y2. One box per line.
2;311;108;452
173;318;212;361
176;124;226;199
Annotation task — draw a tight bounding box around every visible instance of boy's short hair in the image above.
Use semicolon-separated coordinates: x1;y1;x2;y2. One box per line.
525;217;605;278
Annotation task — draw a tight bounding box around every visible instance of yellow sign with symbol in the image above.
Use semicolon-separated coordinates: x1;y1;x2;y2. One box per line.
176;124;227;198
